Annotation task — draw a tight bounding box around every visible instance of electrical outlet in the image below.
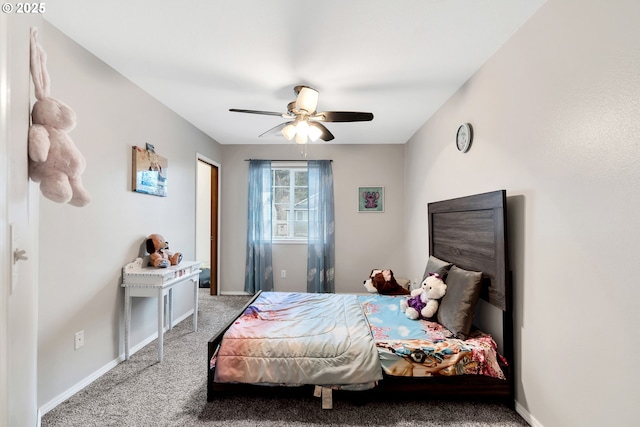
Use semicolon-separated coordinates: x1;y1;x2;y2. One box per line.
280;270;286;278
74;330;84;350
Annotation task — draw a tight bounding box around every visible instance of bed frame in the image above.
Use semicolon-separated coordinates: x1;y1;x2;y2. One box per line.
207;189;512;405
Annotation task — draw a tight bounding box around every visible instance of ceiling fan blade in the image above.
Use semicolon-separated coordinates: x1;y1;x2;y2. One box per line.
310;122;335;142
258;122;292;138
315;111;374;122
295;86;319;113
229;108;283;117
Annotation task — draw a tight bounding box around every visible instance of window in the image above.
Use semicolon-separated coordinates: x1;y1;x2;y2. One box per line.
272;166;308;240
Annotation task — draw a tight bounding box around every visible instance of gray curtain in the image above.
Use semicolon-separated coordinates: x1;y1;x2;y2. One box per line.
244;160;273;294
307;160;335;293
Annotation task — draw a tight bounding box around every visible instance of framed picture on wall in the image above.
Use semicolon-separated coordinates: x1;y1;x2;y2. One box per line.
358;186;384;212
132;146;168;197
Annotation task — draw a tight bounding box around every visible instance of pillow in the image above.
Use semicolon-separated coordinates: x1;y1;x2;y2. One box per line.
437;265;483;339
396;278;411;290
422;255;453;281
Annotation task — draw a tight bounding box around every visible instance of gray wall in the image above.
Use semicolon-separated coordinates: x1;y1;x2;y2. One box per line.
403;1;640;426
36;22;223;410
220;143;406;294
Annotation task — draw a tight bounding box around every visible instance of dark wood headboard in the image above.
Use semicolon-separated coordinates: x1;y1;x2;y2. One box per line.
428;190;509;311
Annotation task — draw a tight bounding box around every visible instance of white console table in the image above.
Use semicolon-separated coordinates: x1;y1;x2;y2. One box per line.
122;258;200;362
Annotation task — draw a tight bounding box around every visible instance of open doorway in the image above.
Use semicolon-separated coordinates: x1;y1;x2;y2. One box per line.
196;156;219;295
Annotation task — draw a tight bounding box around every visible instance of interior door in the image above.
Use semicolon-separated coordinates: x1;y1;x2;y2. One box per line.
209;163;218;295
196;157;219;295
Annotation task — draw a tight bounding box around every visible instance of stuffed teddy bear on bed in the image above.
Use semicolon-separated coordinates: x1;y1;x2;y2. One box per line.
28;27;91;207
400;273;447;320
363;269;411;295
146;234;182;268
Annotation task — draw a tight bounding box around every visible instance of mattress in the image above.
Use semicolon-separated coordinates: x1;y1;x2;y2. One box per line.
212;292;383;388
358;294;506;379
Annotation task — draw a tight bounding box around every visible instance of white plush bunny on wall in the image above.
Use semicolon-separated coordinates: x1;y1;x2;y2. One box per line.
28;27;90;207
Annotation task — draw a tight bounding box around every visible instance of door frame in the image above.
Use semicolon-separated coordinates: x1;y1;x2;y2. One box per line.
196;154;220;295
0;13;10;422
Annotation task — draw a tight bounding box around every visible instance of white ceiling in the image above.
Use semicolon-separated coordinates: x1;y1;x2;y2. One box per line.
44;0;545;145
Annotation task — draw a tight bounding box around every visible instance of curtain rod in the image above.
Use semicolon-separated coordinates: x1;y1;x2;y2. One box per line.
244;159;332;162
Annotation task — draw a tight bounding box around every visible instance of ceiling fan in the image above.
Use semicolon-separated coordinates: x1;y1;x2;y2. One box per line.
229;85;374;144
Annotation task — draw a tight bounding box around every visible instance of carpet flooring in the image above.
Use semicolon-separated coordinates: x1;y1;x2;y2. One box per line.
41;289;529;427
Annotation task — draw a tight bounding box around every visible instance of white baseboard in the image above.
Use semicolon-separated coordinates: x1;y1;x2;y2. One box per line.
515;401;544;427
37;309;194;419
37;355;120;418
219;291;251;295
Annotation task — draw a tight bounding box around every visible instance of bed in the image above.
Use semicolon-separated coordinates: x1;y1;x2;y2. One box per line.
207;189;512;407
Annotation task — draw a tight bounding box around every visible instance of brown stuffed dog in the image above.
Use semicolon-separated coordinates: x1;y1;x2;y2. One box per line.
363;269;410;295
146;234;182;268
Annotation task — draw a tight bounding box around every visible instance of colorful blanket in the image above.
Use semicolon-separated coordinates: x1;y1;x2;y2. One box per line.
213;292;383;388
358;294;506;379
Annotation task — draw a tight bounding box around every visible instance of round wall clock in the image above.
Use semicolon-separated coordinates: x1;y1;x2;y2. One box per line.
456;123;473;153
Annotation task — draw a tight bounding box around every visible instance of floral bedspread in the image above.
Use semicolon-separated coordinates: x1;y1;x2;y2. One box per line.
358;294;506;379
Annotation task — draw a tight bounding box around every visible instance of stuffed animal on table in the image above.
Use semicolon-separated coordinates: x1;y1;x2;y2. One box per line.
146;234;182;268
363;269;410;296
28;27;90;207
400;273;447;320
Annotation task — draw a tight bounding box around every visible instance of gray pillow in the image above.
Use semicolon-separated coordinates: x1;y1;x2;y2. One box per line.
422;256;453;281
437;265;482;340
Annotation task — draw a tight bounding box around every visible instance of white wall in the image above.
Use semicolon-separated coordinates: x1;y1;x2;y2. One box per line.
220;143;406;294
403;1;640;426
36;22;222;411
2;14;41;426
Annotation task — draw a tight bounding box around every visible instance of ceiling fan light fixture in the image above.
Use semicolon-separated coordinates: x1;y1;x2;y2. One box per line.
281;123;296;140
295;120;309;138
308;124;322;142
295;133;308;144
296;86;319;113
